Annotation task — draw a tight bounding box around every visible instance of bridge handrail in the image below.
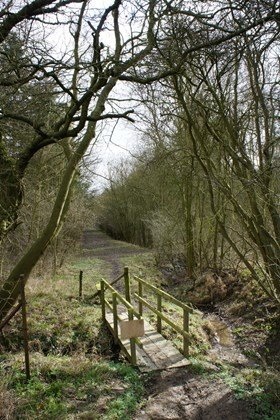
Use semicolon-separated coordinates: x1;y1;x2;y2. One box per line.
101;278;139;315
100;278;139;365
133;276;193;312
134;293;190;339
134;275;192;357
100;269;192;361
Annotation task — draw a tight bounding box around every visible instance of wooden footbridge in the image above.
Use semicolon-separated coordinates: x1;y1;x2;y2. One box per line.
99;267;193;372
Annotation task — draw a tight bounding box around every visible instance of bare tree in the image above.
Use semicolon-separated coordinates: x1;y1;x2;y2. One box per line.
1;0;279;320
166;25;280;301
0;0;85;43
0;0;160;319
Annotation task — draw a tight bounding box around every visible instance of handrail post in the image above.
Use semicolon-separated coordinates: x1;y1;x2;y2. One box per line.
183;308;189;357
101;280;106;321
112;292;118;343
79;270;83;298
138;280;143;317
20;274;30;381
157;294;162;333
124;266;131;303
128;308;136;365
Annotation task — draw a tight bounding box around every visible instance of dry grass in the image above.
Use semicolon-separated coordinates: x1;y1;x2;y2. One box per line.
0;254;144;419
0;382;16;420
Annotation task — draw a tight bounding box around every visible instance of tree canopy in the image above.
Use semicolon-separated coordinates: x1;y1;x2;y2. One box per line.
0;0;279;320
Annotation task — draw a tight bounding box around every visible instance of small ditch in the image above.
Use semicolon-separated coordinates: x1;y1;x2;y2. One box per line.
202;312;255;367
207;314;235;347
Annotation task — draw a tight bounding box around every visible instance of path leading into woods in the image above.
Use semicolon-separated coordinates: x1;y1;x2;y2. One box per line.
82;230;252;420
82;229;149;280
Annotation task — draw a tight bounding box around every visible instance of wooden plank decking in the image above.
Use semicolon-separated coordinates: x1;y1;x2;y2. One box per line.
105;312;190;372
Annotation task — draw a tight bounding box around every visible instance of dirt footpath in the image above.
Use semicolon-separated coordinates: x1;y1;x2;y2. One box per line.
137;369;249;420
83;230;252;420
82;229;149;279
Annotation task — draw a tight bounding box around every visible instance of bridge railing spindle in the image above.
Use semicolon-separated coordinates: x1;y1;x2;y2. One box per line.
124;266;131;303
128;308;137;365
157;295;162;333
112;292;118;343
101;280;105;321
138;280;143;317
183;308;189;357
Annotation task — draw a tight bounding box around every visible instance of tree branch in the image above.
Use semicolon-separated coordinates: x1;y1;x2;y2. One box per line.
0;0;84;43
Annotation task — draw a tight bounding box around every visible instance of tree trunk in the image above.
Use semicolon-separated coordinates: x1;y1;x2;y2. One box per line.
0;76;118;320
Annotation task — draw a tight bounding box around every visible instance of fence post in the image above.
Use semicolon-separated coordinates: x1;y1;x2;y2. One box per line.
79;270;83;298
124;267;131;303
157;294;162;333
183;309;189;357
112;292;118;343
101;280;106;321
138;280;143;317
20;274;30;381
128;308;136;365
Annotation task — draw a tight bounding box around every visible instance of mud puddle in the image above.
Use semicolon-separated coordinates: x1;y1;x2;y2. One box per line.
204;313;252;366
207;314;234;347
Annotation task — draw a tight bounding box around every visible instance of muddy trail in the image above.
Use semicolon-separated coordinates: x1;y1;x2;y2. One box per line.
82;229;150;280
83;230;253;419
137;316;254;420
137;369;249;420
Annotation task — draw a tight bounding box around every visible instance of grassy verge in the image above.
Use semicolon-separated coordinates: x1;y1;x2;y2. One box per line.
1;244;279;419
0;254;143;419
2;355;143;419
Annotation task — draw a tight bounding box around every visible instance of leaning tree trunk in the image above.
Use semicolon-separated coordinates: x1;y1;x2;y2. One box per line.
0;77;118;320
0;153;77;319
